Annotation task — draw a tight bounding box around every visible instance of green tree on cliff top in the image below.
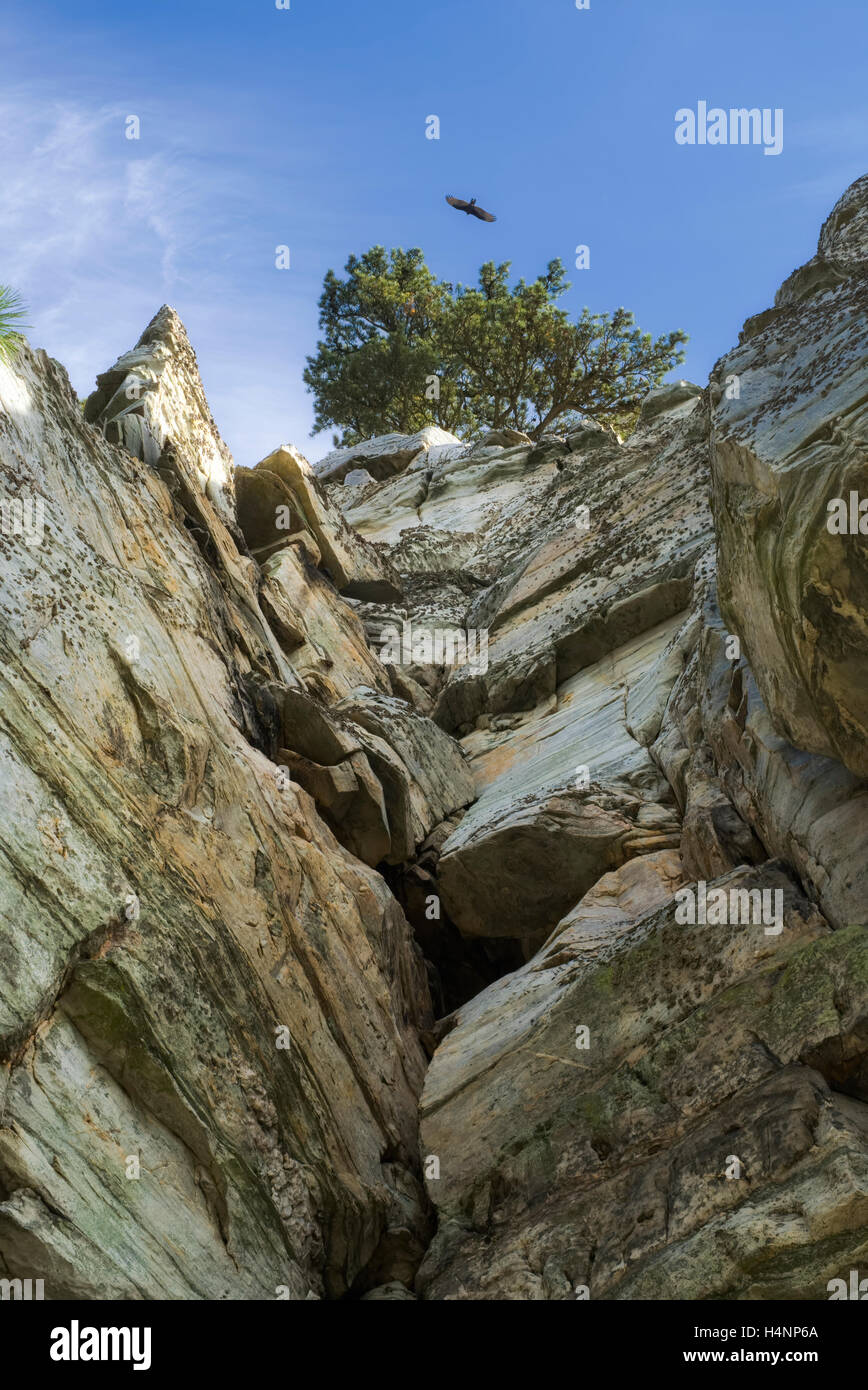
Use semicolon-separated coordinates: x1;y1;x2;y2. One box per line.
304;248;687;445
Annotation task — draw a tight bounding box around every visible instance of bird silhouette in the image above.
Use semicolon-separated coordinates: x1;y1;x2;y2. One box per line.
446;195;496;223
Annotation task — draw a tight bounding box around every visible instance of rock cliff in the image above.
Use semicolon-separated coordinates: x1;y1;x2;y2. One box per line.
0;178;866;1300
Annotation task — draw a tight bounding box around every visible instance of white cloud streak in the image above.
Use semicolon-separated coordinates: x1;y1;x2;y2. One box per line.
0;89;322;460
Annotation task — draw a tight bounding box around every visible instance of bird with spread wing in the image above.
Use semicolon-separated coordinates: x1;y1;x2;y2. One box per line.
446;195;497;222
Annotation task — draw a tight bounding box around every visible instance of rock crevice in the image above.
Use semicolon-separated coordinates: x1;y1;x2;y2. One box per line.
1;177;867;1300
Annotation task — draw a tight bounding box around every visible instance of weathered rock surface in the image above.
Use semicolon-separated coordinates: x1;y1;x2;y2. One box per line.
315;427;462;485
651;552;868;932
437;617;684;948
2;177;867;1304
85;305;237;523
334;382;710;734
334;179;868;1300
262;543;391;703
0;331;431;1299
275;685;475;868
248;444;403;602
418;864;868;1299
334;691;476;864
710;172;868;778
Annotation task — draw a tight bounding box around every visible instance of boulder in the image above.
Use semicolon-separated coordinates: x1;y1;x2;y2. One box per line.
255;444;402;602
315;427;462;485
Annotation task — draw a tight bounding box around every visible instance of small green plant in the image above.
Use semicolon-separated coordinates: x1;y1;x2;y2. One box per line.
0;285;28;364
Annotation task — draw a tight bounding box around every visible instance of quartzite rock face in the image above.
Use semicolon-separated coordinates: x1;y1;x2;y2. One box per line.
84;305;237;523
0;333;431;1299
2;177;868;1304
710;172;868;778
334;382;710;734
338;179;868;1300
250;444;403;603
437;617;684;948
651;552;868;932
417;864;868;1300
315;426;462;485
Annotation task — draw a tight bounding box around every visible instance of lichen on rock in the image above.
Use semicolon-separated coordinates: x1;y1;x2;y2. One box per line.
1;177;868;1303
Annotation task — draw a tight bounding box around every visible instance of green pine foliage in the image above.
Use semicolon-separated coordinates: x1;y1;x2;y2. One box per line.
304;248;687;446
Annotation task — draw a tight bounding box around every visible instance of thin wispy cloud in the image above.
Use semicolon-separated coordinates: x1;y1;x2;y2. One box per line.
1;1;864;468
0;96;217;368
0;88;322;460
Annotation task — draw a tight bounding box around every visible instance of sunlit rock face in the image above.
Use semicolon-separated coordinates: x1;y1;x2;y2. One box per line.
0;331;434;1299
709;174;868;778
332;384;711;735
85;305;236;522
315;426;463;486
245;443;403;603
1;177;867;1304
340;178;868;1301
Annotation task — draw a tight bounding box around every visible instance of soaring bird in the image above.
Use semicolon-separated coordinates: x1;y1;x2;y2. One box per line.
446;195;496;222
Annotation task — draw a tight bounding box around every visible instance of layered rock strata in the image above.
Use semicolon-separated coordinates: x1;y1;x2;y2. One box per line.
0;178;866;1301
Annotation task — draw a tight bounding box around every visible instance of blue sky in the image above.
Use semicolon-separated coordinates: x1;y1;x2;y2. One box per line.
0;0;865;463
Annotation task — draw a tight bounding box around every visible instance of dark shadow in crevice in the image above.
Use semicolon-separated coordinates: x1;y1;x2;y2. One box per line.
383;863;524;1019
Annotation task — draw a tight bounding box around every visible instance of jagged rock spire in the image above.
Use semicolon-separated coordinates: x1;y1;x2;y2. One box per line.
84;304;235;522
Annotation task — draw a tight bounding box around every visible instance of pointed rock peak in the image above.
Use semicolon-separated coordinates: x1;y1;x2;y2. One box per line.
136;304;192;353
765;176;868;319
85;306;235;519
